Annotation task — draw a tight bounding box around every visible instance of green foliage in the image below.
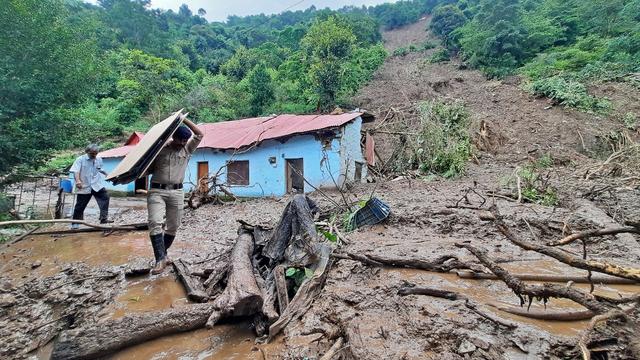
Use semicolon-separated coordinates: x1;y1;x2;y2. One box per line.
393;100;471;178
393;41;438;57
430;4;467;46
302;16;356;110
527;76;611;113
245;63;275;116
429;48;451;63
514;156;559;206
36;153;78;176
285;267;314;291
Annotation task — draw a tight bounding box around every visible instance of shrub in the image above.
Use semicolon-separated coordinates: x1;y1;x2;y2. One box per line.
394;100;472;178
527;76;610;113
428;48;450;63
393;47;410;57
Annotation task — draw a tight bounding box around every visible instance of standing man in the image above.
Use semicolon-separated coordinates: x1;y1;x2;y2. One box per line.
70;144;112;229
147;118;203;274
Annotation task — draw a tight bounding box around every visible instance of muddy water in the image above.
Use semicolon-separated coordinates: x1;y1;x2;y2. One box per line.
0;231;265;359
389;259;640;337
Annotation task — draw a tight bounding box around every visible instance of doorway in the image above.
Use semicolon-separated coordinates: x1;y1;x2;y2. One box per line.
285;159;304;193
197;162;209;193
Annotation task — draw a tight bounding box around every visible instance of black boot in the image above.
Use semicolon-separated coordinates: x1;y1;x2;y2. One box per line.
150;234;167;274
163;233;175;265
164;233;175;251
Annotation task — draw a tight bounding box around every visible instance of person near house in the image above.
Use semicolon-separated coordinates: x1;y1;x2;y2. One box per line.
70;144;112;229
147;119;203;274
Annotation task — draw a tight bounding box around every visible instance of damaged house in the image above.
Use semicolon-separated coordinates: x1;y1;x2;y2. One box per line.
99;112;374;197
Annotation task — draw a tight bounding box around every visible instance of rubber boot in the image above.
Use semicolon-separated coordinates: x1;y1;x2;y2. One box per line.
150;233;168;275
163;233;175;265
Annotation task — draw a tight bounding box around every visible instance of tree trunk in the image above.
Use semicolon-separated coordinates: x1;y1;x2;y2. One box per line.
51;304;214;360
206;230;263;327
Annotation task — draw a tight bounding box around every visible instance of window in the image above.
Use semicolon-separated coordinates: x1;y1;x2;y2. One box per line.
227;161;249;185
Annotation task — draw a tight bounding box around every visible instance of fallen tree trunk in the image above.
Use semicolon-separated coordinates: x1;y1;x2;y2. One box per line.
51;303;214;360
455;270;638;284
493;216;640;282
206;230;263;327
173;259;208;302
334;252;471;272
0;219;146;231
455;243;612;314
487;302;595;321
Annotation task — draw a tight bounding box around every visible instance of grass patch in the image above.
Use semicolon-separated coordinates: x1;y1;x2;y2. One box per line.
428;48;450;63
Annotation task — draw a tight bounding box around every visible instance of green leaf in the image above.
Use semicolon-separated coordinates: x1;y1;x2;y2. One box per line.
285;267;297;277
320;229;338;243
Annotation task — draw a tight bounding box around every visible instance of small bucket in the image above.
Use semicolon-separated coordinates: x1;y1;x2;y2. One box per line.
60;179;73;193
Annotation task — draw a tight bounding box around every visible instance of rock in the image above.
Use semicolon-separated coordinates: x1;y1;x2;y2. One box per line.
470;337;491;350
31;261;42;269
0;294;17;308
70;287;92;297
457;339;477;354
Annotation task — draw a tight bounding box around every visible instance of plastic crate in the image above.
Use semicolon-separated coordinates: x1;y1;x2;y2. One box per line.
348;197;391;230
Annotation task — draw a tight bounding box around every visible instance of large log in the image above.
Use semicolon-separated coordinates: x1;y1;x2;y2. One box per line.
51;304;214;360
173;258;208;302
206;230;263;327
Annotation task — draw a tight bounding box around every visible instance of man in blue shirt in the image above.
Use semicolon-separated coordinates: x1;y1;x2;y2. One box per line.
69;144;111;228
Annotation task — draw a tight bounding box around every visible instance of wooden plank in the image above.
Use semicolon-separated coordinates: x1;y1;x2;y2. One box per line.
106;110;184;184
274;265;289;313
172;258;208;302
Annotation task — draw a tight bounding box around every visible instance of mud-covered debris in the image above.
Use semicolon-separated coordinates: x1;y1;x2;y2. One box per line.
0;294;17;307
457;339;477;354
31;261;42;269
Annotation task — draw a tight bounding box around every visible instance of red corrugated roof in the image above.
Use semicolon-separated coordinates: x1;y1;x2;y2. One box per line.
199;113;363;150
100;144;137;158
99;113;365;158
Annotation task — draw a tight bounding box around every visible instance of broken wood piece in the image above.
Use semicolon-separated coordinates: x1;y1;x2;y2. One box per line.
455;242;612;314
319;337;345;360
51;303;214;360
0;219;146;231
548;227;640;247
268;244;332;342
206;230;263;328
173;258;208;302
8;226;39;245
274;265;289;314
486;302;595;321
203;257;229;289
455;270;638;285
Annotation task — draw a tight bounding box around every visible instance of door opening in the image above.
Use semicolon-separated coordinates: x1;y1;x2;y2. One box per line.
197;162;209;193
286;159;304;193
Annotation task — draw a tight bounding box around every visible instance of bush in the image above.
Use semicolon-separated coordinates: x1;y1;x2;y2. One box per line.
515;155;558;206
393;47;410;57
527;76;610;113
428;48;450;63
400;100;472;178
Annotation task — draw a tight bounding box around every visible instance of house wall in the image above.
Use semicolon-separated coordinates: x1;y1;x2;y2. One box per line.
339;117;367;183
185;133;343;197
101;158;135;193
101;116;367;197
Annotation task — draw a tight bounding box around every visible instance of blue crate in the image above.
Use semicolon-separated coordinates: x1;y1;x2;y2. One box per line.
348;197;391;230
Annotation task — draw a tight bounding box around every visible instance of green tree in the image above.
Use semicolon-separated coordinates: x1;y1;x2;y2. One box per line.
245;63;275;116
301;16;356;110
0;0;100;174
430;4;467;47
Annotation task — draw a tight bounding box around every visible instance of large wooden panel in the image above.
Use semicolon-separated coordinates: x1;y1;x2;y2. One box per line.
106;110;184;185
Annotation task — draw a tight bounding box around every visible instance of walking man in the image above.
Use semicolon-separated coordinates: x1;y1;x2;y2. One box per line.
147;118;203;274
70;144;111;228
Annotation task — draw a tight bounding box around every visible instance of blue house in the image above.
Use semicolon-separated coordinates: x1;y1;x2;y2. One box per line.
99;112;375;197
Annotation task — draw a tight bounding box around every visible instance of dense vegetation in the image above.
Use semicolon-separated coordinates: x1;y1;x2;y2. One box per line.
2;0;445;179
429;0;639;111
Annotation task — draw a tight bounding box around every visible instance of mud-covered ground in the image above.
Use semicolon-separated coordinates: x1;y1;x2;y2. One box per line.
2;17;640;360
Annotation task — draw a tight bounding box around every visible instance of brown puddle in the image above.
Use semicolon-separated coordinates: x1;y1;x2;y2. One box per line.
389;260;640;337
0;231;270;359
0;231;150;280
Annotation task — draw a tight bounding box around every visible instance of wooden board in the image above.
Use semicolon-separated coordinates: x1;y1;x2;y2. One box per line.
106;110;184;185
